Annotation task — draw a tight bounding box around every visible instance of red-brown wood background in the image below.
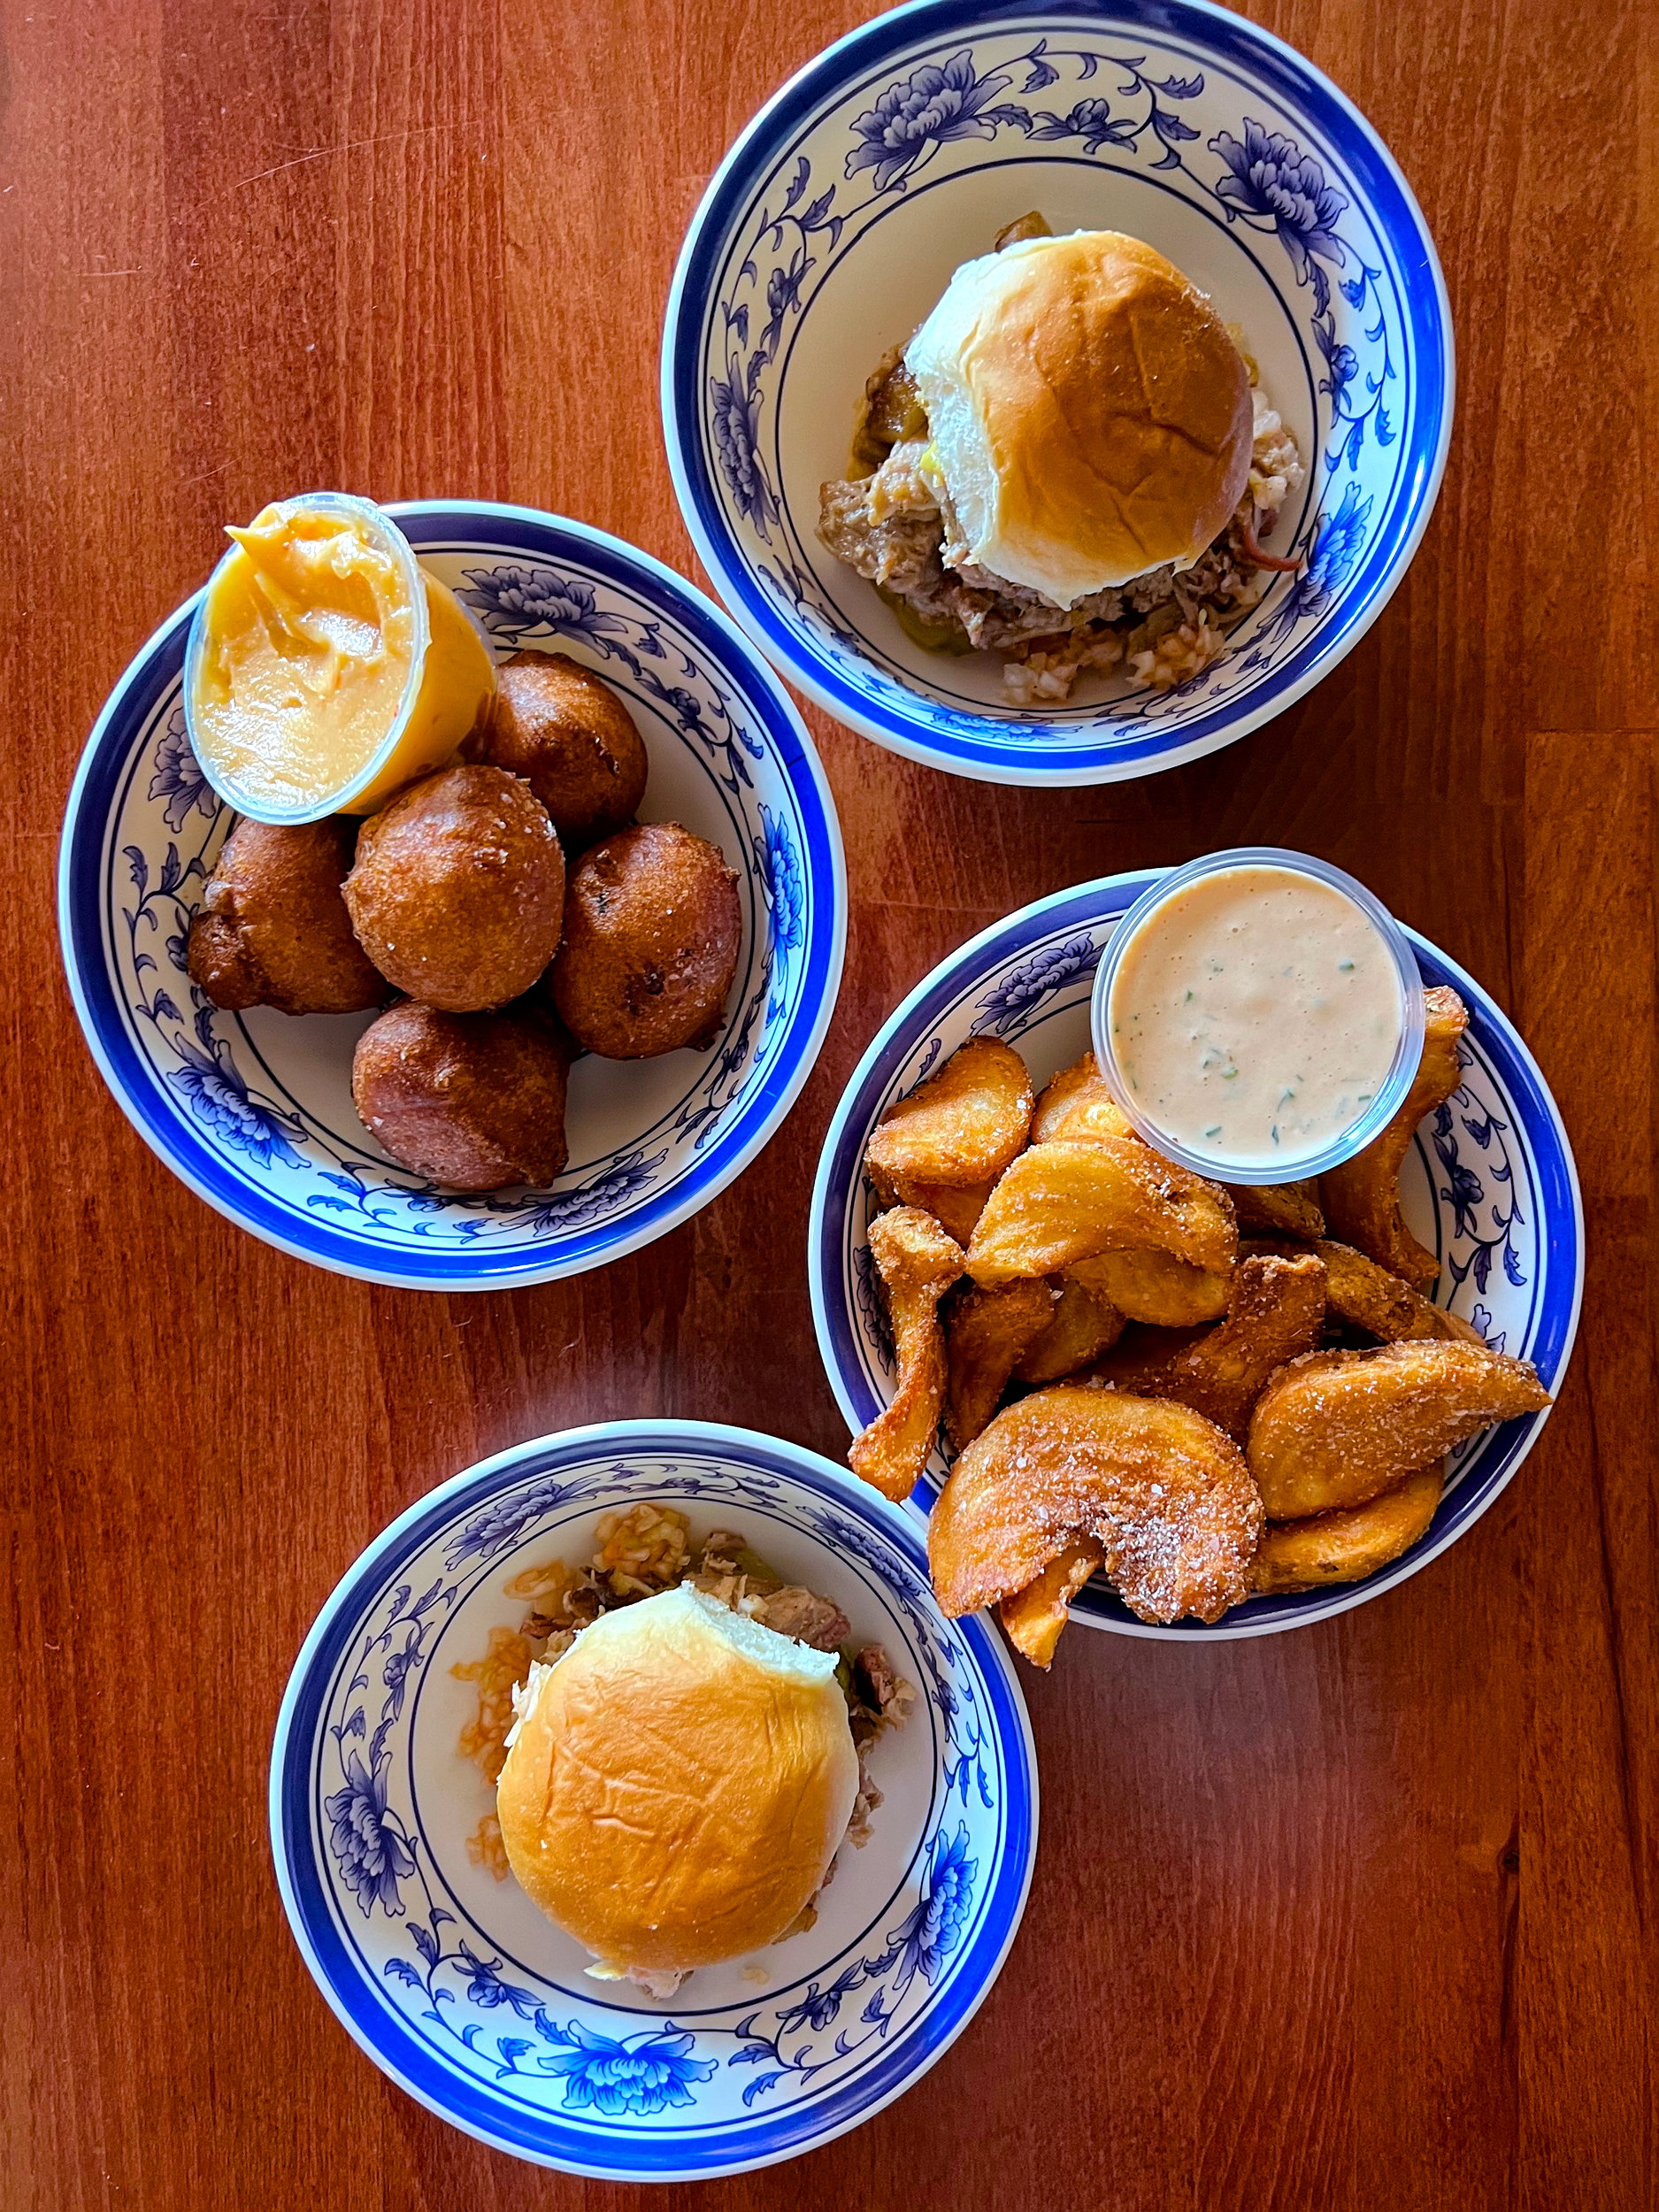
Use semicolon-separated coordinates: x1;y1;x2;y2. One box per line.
4;1;1655;2205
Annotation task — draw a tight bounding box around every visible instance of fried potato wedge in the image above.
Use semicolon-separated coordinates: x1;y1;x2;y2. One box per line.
1249;1466;1443;1594
1088;1254;1326;1441
1068;1248;1232;1327
1248;1337;1551;1518
966;1139;1237;1287
1243;1236;1483;1344
1319;987;1468;1291
1014;1276;1125;1385
1227;1180;1325;1240
866;1038;1034;1191
930;1385;1263;1632
999;1540;1105;1668
891;1175;995;1247
944;1279;1056;1451
849;1208;964;1502
1031;1053;1136;1144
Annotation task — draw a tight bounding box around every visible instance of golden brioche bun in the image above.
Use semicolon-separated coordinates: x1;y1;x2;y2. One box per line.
496;1585;859;1976
906;230;1253;604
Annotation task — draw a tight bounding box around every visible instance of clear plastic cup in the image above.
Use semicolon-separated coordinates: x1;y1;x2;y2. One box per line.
1090;847;1425;1185
183;490;496;824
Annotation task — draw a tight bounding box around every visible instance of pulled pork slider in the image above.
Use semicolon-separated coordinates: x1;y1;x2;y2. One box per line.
905;229;1253;605
497;1584;859;1985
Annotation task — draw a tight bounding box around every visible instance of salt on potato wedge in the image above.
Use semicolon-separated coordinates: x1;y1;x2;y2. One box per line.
889;1175;995;1248
930;1385;1263;1637
1014;1275;1124;1384
866;1038;1034;1191
944;1279;1056;1450
1319;987;1467;1292
1227;1180;1325;1240
848;1207;964;1502
965;1138;1237;1287
1243;1235;1483;1344
998;1540;1104;1667
1068;1248;1231;1328
1250;1466;1444;1593
1088;1253;1327;1442
1247;1337;1551;1520
1030;1052;1121;1143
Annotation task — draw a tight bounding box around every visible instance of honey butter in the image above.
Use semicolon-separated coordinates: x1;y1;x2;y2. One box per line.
186;492;495;821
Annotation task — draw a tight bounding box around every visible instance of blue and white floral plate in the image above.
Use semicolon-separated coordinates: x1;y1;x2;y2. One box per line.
663;0;1453;784
58;506;845;1290
809;875;1582;1638
269;1423;1037;2177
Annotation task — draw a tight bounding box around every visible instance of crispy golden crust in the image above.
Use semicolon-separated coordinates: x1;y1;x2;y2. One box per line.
351;1001;570;1191
848;1208;965;1502
943;1279;1056;1450
998;1540;1103;1668
1087;1254;1327;1441
1319;987;1468;1291
1067;1248;1232;1327
966;1138;1236;1287
1249;1467;1443;1594
889;1176;995;1247
550;822;741;1059
463;649;647;843
1226;1180;1325;1240
344;765;565;1012
1031;1053;1120;1142
865;1040;1034;1192
1243;1236;1483;1344
187;818;386;1016
1247;1337;1551;1519
929;1385;1263;1631
1014;1275;1125;1384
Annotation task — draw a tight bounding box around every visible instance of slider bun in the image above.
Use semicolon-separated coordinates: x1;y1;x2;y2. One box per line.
497;1585;859;1975
907;230;1253;605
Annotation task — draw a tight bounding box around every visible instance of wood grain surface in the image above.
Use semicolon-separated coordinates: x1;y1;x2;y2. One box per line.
4;0;1655;2205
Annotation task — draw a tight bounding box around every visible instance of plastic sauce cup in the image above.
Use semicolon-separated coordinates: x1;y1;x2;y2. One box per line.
1090;847;1425;1185
183;490;496;824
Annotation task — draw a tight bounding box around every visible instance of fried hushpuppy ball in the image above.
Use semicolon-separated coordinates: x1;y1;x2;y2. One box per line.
343;764;565;1012
549;822;741;1058
187;817;385;1015
463;650;648;843
351;1000;569;1191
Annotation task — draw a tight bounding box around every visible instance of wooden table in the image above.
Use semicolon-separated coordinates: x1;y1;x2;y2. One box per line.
8;0;1654;2204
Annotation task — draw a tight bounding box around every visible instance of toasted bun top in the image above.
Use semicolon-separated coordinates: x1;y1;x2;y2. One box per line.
496;1585;859;1975
906;231;1254;605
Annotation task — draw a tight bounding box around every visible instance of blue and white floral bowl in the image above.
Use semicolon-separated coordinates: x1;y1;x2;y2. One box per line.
58;506;845;1290
663;0;1453;784
269;1422;1037;2177
809;875;1583;1638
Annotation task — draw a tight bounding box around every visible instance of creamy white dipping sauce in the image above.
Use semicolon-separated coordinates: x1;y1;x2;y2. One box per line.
1106;865;1403;1170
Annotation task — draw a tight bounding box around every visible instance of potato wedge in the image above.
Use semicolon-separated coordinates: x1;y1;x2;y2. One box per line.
848;1208;964;1502
1030;1052;1110;1142
966;1138;1237;1287
1227;1180;1325;1240
1243;1235;1483;1344
1319;987;1467;1291
1248;1337;1551;1519
866;1038;1034;1191
1088;1253;1326;1441
1249;1466;1443;1594
930;1384;1263;1632
891;1175;995;1247
944;1279;1056;1451
999;1540;1104;1667
1014;1276;1125;1384
1068;1248;1232;1327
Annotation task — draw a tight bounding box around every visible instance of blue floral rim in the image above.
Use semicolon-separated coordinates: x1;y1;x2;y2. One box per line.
268;1422;1039;2176
808;873;1583;1636
662;0;1454;780
58;507;848;1290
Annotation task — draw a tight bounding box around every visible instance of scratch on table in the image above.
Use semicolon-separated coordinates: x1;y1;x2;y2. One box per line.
227;120;482;192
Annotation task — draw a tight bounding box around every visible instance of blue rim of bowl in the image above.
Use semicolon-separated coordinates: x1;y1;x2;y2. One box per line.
268;1419;1039;2178
57;504;849;1292
661;0;1455;786
808;872;1584;1638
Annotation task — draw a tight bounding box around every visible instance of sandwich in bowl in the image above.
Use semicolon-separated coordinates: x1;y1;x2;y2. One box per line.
818;219;1303;702
459;1504;914;1996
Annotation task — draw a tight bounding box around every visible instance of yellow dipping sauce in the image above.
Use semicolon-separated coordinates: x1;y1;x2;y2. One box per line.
188;493;495;820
